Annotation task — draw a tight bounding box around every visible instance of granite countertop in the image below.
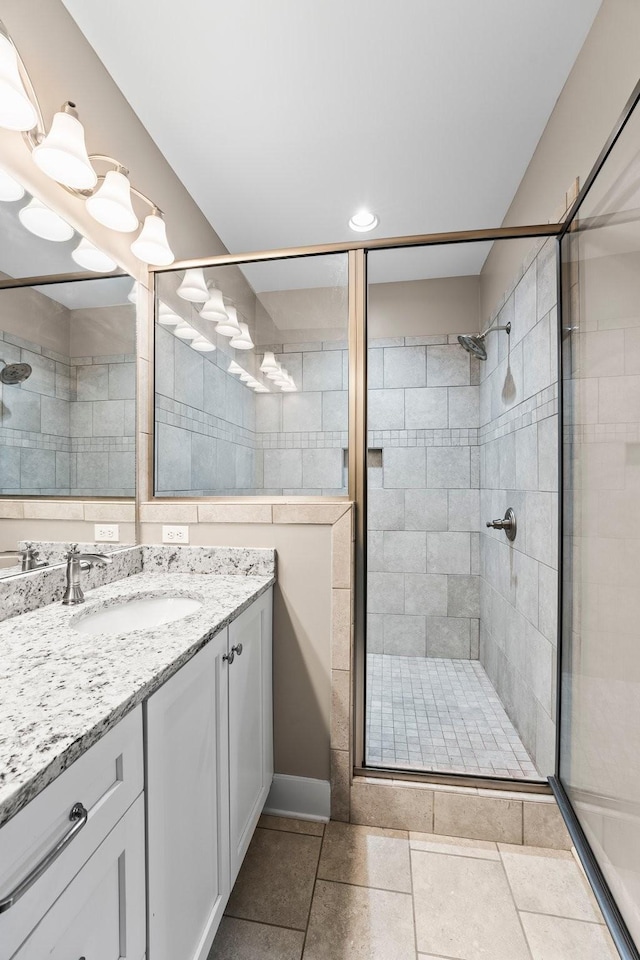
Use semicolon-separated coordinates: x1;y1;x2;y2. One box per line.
0;567;275;827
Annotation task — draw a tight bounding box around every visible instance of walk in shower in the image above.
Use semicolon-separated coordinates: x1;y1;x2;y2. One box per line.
365;237;558;782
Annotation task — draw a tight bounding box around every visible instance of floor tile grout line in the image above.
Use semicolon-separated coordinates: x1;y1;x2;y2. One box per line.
299;818;326;958
409;847;500;863
497;846;536;960
223;911;308;933
517;908;610;927
258;821;326;839
314;873;414;895
408;847;421;960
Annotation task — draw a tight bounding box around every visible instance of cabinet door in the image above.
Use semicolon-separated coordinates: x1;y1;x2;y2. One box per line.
146;631;230;960
229;588;273;882
13;794;145;960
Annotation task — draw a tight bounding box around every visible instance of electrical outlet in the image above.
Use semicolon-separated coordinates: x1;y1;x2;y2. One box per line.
94;523;119;542
162;525;189;544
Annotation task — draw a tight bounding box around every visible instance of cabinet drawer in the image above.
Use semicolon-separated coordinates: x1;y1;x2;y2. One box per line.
11;794;145;960
0;706;143;959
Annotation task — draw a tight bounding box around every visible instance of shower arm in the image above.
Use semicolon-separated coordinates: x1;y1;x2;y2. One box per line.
479;321;511;339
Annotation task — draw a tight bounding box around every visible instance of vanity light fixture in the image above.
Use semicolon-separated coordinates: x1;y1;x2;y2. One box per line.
18;196;74;241
157;301;182;325
199;283;228;322
130;209;174;266
71;237;117;273
227;361;243;375
215;303;242;338
0;19;175;265
227;360;271;392
348;209;378;232
173;322;199;339
0;26;38;131
86;167;138;233
260;351;279;374
229;321;254;351
190;336;216;352
239;371;253;382
0;165;24;201
177;268;209;303
32;102;97;190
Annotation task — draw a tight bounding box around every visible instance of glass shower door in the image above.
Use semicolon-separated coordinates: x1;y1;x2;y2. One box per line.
559;98;640;947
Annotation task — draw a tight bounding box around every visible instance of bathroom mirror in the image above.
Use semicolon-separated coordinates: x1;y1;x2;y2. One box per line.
154;252;349;496
0;273;137;576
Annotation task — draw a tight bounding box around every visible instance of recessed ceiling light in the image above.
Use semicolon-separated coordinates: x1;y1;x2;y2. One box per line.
348;210;378;232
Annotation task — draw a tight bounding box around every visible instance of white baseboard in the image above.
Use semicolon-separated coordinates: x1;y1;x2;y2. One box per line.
263;774;331;822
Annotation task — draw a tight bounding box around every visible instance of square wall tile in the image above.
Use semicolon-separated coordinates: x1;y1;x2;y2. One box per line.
383;530;426;572
368;487;405;530
282;392;322;431
302;447;343;488
369;388;405;429
263;449;303;488
367;572;404;614
405;573;448;616
426;616;470;657
427;532;470;574
303;350;343;391
383;345;426;388
384;447;426;488
448;386;479;427
383;614;426;656
427;447;470;488
427;345;470;386
405;489;448;531
405;387;448;429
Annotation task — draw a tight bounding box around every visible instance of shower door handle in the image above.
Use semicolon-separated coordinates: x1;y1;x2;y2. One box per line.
486;508;517;541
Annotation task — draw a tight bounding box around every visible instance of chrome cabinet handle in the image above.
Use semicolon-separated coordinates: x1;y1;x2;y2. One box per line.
0;802;88;913
223;643;243;666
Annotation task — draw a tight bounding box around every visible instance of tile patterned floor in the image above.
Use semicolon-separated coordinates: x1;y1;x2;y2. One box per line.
208;816;618;960
366;654;541;779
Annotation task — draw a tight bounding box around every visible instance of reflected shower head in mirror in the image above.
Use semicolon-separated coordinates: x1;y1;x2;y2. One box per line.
0;359;32;383
457;321;511;361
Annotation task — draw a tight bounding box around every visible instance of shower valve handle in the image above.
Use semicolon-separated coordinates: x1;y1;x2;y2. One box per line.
486;508;517;541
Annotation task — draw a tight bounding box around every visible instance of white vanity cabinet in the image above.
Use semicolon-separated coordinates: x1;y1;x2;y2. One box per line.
146;587;273;960
0;706;145;960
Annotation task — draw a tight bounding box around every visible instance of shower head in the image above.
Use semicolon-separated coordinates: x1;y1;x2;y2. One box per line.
457;334;487;361
0;360;32;385
457;321;511;361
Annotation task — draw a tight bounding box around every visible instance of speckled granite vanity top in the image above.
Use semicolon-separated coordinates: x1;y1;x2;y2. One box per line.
0;546;275;827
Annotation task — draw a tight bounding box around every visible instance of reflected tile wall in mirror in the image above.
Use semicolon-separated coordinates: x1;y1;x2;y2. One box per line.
154;253;348;496
0;276;136;497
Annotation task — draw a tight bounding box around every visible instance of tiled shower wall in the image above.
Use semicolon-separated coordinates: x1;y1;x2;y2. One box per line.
479;237;558;775
367;337;481;659
0;331;135;496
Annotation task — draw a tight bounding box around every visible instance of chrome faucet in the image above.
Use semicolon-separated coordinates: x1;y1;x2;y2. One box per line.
62;544;112;606
0;542;48;572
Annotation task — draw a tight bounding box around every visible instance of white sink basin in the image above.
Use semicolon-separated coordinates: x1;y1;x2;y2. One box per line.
73;595;202;635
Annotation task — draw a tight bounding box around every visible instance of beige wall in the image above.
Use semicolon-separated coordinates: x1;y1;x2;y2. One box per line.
70;304;135;356
480;0;640;321
369;276;480;338
0;285;70;354
139;512;339;783
0;0;227;279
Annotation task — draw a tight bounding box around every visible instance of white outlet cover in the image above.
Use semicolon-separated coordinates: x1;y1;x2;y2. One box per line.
162;525;189;544
94;523;119;542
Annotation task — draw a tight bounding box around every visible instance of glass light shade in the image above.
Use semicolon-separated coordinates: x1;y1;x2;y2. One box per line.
131;213;174;266
177;268;209;302
71;237;117;273
157;301;182;325
199;284;228;322
127;280;138;304
191;336;216;352
239;371;253;382
173;322;199;339
281;382;297;392
215;304;242;338
0;165;24;201
266;366;282;381
229;321;254;350
260;351;279;373
86;169;138;232
0;33;38;131
273;366;289;384
32;108;97;190
227;361;243;374
18;196;74;241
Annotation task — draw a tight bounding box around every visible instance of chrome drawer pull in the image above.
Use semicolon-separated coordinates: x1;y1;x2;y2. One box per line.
232;643;243;657
223;643;243;666
0;802;88;913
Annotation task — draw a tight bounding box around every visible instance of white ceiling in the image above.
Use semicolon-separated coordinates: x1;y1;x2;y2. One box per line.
61;0;601;283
